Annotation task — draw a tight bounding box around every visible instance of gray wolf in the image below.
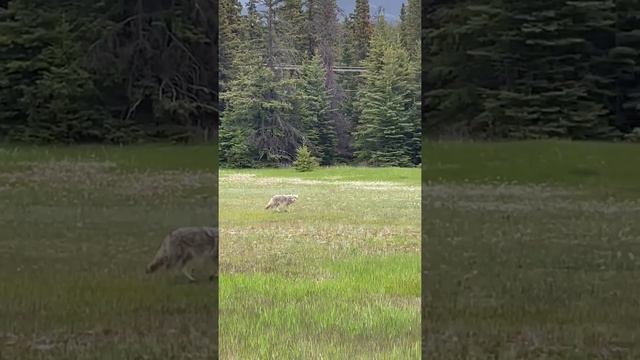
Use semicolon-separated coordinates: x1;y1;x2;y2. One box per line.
264;194;298;211
146;226;218;282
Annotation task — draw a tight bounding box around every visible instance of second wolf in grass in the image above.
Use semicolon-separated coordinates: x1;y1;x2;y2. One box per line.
146;226;218;282
265;194;298;211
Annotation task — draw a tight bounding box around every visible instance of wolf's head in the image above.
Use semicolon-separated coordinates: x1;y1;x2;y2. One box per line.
145;256;166;274
203;227;218;239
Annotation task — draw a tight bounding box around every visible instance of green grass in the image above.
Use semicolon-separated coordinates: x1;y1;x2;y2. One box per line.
424;140;640;193
220;165;420;184
425;140;640;358
219;167;421;358
0;144;217;359
0;144;217;171
11;140;634;358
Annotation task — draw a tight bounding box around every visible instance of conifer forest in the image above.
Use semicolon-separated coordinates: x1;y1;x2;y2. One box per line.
425;0;640;141
219;0;421;167
0;0;217;144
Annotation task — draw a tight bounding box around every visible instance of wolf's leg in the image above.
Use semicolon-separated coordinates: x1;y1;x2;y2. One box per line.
181;266;196;282
208;254;219;281
179;256;196;282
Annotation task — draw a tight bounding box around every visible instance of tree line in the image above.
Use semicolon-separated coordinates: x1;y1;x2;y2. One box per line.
219;0;421;168
0;0;217;144
425;0;640;141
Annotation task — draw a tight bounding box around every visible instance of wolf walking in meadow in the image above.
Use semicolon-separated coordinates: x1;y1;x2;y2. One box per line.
146;226;218;282
264;194;298;211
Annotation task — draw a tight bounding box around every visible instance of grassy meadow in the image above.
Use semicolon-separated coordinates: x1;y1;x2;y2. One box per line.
218;167;421;358
424;140;640;358
0;145;218;359
7;139;636;358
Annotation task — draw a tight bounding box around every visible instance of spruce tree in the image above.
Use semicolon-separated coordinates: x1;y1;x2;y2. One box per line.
220;42;302;163
425;0;631;139
310;0;348;158
304;0;316;56
400;0;420;61
338;14;362;158
474;0;614;139
340;14;357;66
279;0;308;63
299;54;336;164
219;125;255;168
0;1;56;141
354;21;419;166
353;0;373;62
293;145;320;171
0;0;218;144
246;0;264;48
220;0;244;93
613;0;640;132
22;18;109;143
0;4;108;143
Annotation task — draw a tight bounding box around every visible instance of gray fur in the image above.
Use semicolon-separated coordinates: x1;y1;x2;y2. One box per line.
264;194;298;211
146;226;218;282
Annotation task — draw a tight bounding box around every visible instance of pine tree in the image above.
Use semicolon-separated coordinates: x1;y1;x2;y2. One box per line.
293;145;320;171
423;0;483;136
279;0;308;63
310;0;338;82
400;0;420;60
354;21;419;166
425;0;632;139
0;0;218;144
0;1;56;141
613;0;640;132
304;0;316;56
340;14;357;66
22;18;110;143
338;14;362;159
220;0;244;93
0;3;108;143
474;0;614;139
353;0;373;62
219;125;255;168
310;0;348;159
299;54;336;164
220;42;302;163
246;0;264;48
263;0;281;67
